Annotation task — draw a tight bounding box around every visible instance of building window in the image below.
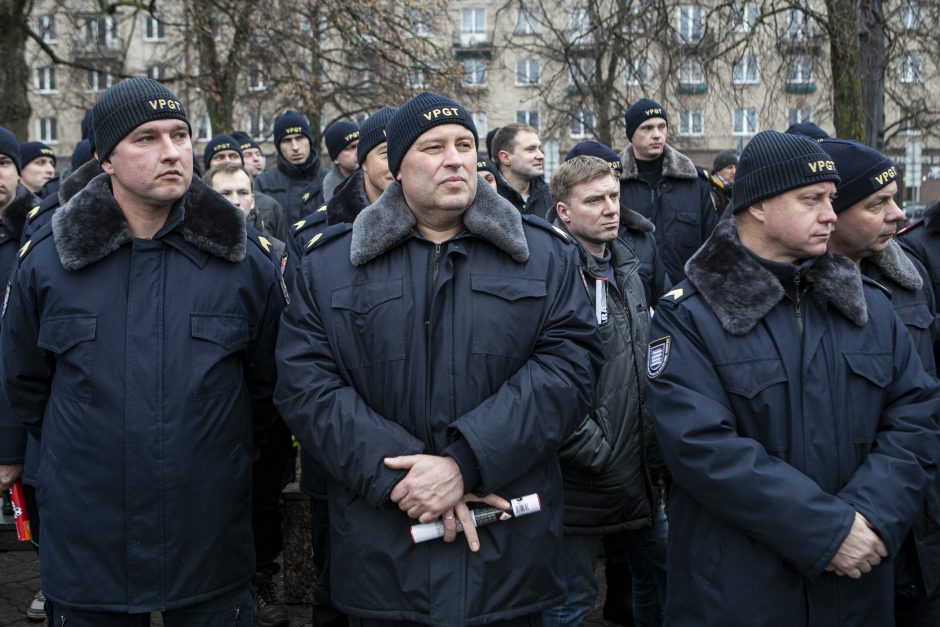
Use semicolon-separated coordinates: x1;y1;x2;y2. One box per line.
623;2;648;34
84;16;116;47
85;69;112;92
515;6;541;34
516;110;540;133
249;64;266;91
679;58;704;85
462;59;487;87
569;7;592;43
677;109;704;136
34;65;56;93
472;111;488;138
900;1;921;30
676;5;705;44
787;55;813;83
406;9;431;38
786;6;813;42
461;8;486;34
569;57;594;86
38;15;56;43
787;108;812;126
899;53;923;83
248;114;273;141
733;108;758;136
143;15;165;41
516;58;540;85
570;111;595;139
146;65;165;81
196;114;212;141
36;117;58;144
732;56;759;84
626;58;649;85
407;60;428;88
733;3;758;32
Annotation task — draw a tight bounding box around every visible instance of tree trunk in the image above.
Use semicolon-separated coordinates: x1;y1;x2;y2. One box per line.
0;0;32;139
858;0;886;149
825;0;865;141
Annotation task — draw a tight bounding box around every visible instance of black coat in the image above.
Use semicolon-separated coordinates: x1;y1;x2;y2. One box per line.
1;174;284;612
495;170;554;219
255;152;326;224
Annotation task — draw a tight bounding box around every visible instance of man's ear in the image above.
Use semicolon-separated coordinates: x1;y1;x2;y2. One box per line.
99;155;114;176
556;202;571;223
747;201;766;224
497;149;511;168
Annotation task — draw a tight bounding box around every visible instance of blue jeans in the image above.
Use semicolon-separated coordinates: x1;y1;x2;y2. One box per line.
543;534;603;627
604;503;669;627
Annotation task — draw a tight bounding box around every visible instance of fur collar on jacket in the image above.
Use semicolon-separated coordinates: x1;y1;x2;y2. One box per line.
350;178;529;266
327;169;370;226
867;239;923;291
2;184;37;240
924;200;940;234
620;144;698;182
52;173;246;271
686;220;867;335
59;159;103;205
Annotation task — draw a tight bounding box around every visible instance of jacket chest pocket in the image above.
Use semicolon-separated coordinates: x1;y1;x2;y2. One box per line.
470;274;546;358
330;279;405;368
37;314;97;404
715;357;789;452
669;209;704;255
843;351;892;444
191;314;251;400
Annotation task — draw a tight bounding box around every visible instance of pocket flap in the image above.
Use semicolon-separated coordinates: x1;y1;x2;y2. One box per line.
37;315;97;354
715;358;787;398
470;274;546;301
331;279;402;313
843;351;892;388
191;314;250;351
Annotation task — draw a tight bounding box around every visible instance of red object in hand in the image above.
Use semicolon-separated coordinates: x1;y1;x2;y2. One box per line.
9;480;31;542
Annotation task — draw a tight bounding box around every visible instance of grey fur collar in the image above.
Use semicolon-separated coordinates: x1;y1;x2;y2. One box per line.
925;201;940;234
59;159;103;205
350;177;528;266
867;240;923;291
52;173;246;271
620;144;698;182
686;220;867;335
621;206;654;233
2;184;37;239
327;168;369;225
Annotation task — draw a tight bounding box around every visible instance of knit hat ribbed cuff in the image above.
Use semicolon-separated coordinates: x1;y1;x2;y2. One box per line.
273;111;314;149
324;121;360;161
357;107;399;165
0;128;23;174
386;93;478;177
819;139;897;213
625;98;668;141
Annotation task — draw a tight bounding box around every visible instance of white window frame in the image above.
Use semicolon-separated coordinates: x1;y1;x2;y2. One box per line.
472;111;488;139
679;58;704;84
570;110;595;139
462;59;487;87
677;109;704;137
85;16;116;47
569;57;594;86
733;108;758;136
786;6;813;42
247;114;273;141
36;117;58;144
516;110;540;133
733;3;758;32
195;114;212;142
249;64;267;92
899;52;923;83
515;6;541;34
39;15;56;43
143;15;165;42
676;5;705;44
515;58;540;86
85;69;112;92
461;8;486;34
569;7;593;43
34;65;56;94
407;60;429;89
787;108;812;126
626;57;649;85
406;9;431;38
787;55;813;84
623;2;648;34
732;56;759;84
146;65;165;81
900;1;921;30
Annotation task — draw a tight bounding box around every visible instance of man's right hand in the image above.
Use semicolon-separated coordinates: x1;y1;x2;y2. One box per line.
825;512;888;579
0;464;23;491
441;493;512;553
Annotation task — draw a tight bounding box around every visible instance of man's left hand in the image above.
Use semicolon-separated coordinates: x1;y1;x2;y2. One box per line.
385;454;464;523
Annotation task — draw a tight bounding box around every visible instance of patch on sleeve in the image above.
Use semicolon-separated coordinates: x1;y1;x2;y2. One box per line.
647;335;672;379
279;273;290;305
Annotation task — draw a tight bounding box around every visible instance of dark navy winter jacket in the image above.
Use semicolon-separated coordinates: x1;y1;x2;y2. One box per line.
0;174;284;612
255;152;326;224
646;221;940;627
275;180;602;625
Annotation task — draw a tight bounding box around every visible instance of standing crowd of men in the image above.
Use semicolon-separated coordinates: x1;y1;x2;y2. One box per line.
0;76;939;627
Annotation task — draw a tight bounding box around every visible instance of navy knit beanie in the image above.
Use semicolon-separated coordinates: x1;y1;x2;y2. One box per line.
81;108;95;153
485;127;500;159
0;128;22;174
386;92;478;177
477;158;499;178
819;139;897;214
203;134;243;170
19;142;56;168
784;122;829;141
357;107;399;165
273;111;314;148
731;130;841;214
566;141;623;171
230;130;260;153
93;77;190;161
712;150;737;173
624;98;668;141
324;121;360;161
70;140;94;171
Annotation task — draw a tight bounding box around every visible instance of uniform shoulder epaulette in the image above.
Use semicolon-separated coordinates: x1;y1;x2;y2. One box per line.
898;218;924;236
305;223;352;251
17;223;54;261
246;228;275;257
27;194;58;223
695;165;710;181
657;282;698;307
521;214;570;242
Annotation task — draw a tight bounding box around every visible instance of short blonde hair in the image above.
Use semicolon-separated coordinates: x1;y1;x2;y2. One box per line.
550;156;617;205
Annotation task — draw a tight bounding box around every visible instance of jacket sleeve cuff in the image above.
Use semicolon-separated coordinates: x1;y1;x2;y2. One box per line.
443;437;482;494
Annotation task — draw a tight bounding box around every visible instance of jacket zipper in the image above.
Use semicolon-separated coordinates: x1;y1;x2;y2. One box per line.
424;243;443;452
793;273;803;338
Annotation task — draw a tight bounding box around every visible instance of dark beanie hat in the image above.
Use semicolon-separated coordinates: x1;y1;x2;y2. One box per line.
566;141;623;171
273;110;314;148
784;122;829;141
203;134;243;170
324;121;360;161
819;139;897;214
0;128;22;174
19;142;56;168
485;127;500;158
477;158;498;177
624;98;668;141
92;77;190;161
70;139;94;171
357;106;399;165
81;108;95;152
386;92;478;177
712;150;737;173
230;130;260;152
731;130;841;214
